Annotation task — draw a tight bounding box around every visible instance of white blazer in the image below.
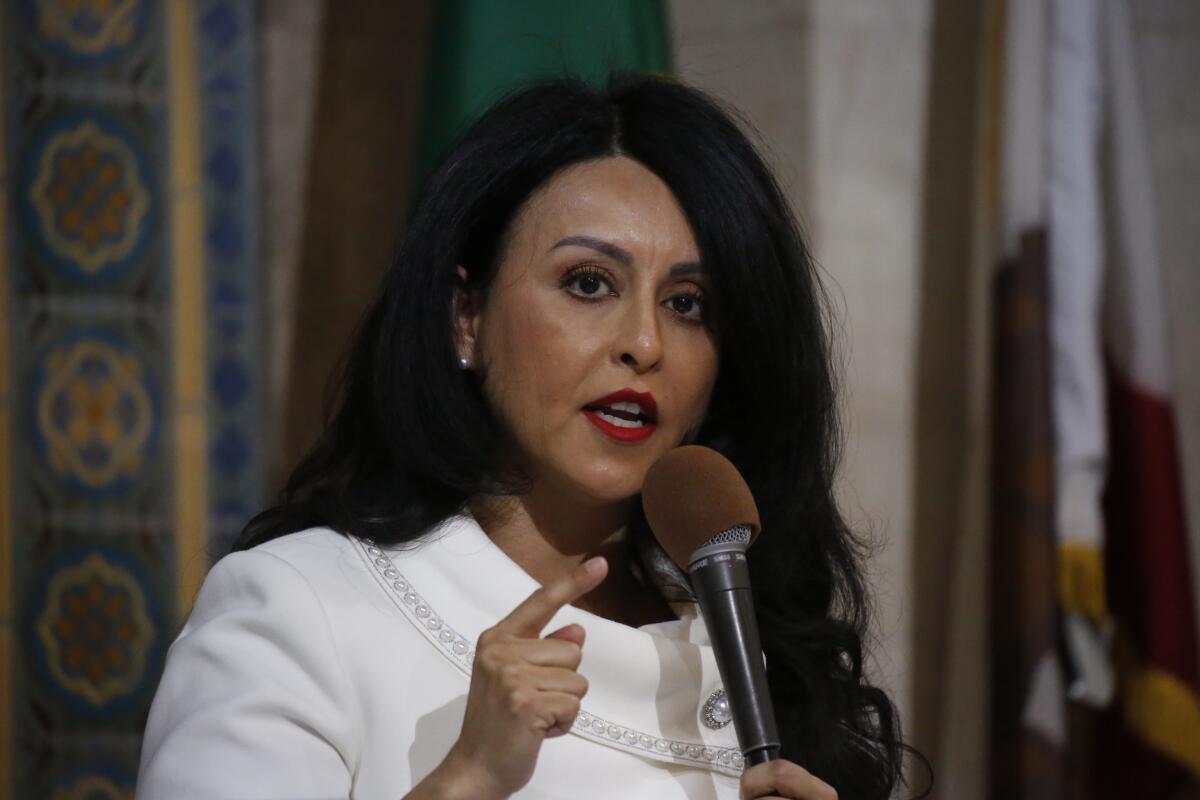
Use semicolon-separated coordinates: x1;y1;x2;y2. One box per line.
137;513;745;798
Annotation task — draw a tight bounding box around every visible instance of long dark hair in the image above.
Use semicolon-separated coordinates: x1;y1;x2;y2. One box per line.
238;74;925;798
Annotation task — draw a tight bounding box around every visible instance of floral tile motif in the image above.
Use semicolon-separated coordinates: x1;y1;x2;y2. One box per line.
33;332;155;493
21;113;153;285
33;551;156;708
30;0;146;63
30;118;150;275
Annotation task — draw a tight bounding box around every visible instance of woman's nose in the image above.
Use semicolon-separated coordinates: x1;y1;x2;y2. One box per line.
615;297;663;372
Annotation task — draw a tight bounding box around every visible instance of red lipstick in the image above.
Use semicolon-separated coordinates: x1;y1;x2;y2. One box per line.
582;389;658;444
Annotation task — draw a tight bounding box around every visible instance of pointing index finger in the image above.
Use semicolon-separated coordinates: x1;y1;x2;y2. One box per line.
498;556;608;636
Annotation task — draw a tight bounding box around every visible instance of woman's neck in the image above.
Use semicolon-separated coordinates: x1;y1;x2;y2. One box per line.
468;489;677;628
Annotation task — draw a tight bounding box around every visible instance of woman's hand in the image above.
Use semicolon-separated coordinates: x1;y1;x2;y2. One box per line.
740;758;838;800
421;555;609;799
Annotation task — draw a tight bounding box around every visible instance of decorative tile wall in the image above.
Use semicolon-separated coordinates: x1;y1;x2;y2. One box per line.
0;2;263;797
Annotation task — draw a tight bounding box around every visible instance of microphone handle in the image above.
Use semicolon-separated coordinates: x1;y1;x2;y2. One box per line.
690;551;781;765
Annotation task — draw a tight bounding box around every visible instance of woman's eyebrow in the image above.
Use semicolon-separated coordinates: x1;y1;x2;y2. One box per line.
549;235;632;265
669;262;704;278
549;235;706;276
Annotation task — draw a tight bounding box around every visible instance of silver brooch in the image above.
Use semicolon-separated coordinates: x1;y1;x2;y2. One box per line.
701;688;733;730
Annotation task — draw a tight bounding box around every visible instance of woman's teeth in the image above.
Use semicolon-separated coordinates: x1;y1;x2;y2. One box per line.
609;401;642;415
594;409;646;428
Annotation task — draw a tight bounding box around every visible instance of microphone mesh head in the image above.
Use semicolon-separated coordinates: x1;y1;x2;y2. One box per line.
641;446;761;571
699;525;753;549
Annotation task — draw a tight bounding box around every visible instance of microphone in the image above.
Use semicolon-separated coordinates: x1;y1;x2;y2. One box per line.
641;446;780;766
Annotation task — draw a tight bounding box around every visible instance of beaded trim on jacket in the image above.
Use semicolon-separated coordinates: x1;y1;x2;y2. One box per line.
352;536;746;777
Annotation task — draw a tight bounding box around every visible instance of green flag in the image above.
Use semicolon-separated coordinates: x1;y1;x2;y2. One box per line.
413;0;670;187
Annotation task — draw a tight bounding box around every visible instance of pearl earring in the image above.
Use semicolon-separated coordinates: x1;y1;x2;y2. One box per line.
458;356;471;369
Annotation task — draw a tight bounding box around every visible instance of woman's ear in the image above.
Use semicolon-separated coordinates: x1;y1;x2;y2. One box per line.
452;265;482;368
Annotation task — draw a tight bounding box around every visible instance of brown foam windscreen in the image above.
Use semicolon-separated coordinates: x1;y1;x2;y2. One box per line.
641;445;761;571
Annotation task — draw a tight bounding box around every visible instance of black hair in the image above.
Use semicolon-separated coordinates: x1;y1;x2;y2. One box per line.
237;73;927;799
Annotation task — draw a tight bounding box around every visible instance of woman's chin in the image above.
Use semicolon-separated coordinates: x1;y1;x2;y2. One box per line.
550;469;644;509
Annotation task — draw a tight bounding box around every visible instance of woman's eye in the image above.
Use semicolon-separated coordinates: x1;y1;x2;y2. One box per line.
562;267;614;299
667;292;705;322
577;274;604;295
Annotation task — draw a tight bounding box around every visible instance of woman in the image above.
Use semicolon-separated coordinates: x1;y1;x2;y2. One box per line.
138;74;915;799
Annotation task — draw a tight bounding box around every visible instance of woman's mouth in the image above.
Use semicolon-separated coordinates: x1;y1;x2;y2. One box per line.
583;389;658;443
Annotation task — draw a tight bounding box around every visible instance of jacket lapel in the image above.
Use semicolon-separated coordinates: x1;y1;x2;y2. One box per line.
353;515;745;777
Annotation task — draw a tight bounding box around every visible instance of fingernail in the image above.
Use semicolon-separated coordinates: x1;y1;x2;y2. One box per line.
582;556;606;577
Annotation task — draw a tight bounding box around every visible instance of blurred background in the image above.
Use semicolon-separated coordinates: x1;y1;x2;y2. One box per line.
0;0;1197;798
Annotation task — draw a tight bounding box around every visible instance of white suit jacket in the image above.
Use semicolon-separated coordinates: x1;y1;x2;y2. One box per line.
137;513;745;798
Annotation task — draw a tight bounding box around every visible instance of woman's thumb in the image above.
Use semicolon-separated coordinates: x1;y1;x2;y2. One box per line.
544;623;586;646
